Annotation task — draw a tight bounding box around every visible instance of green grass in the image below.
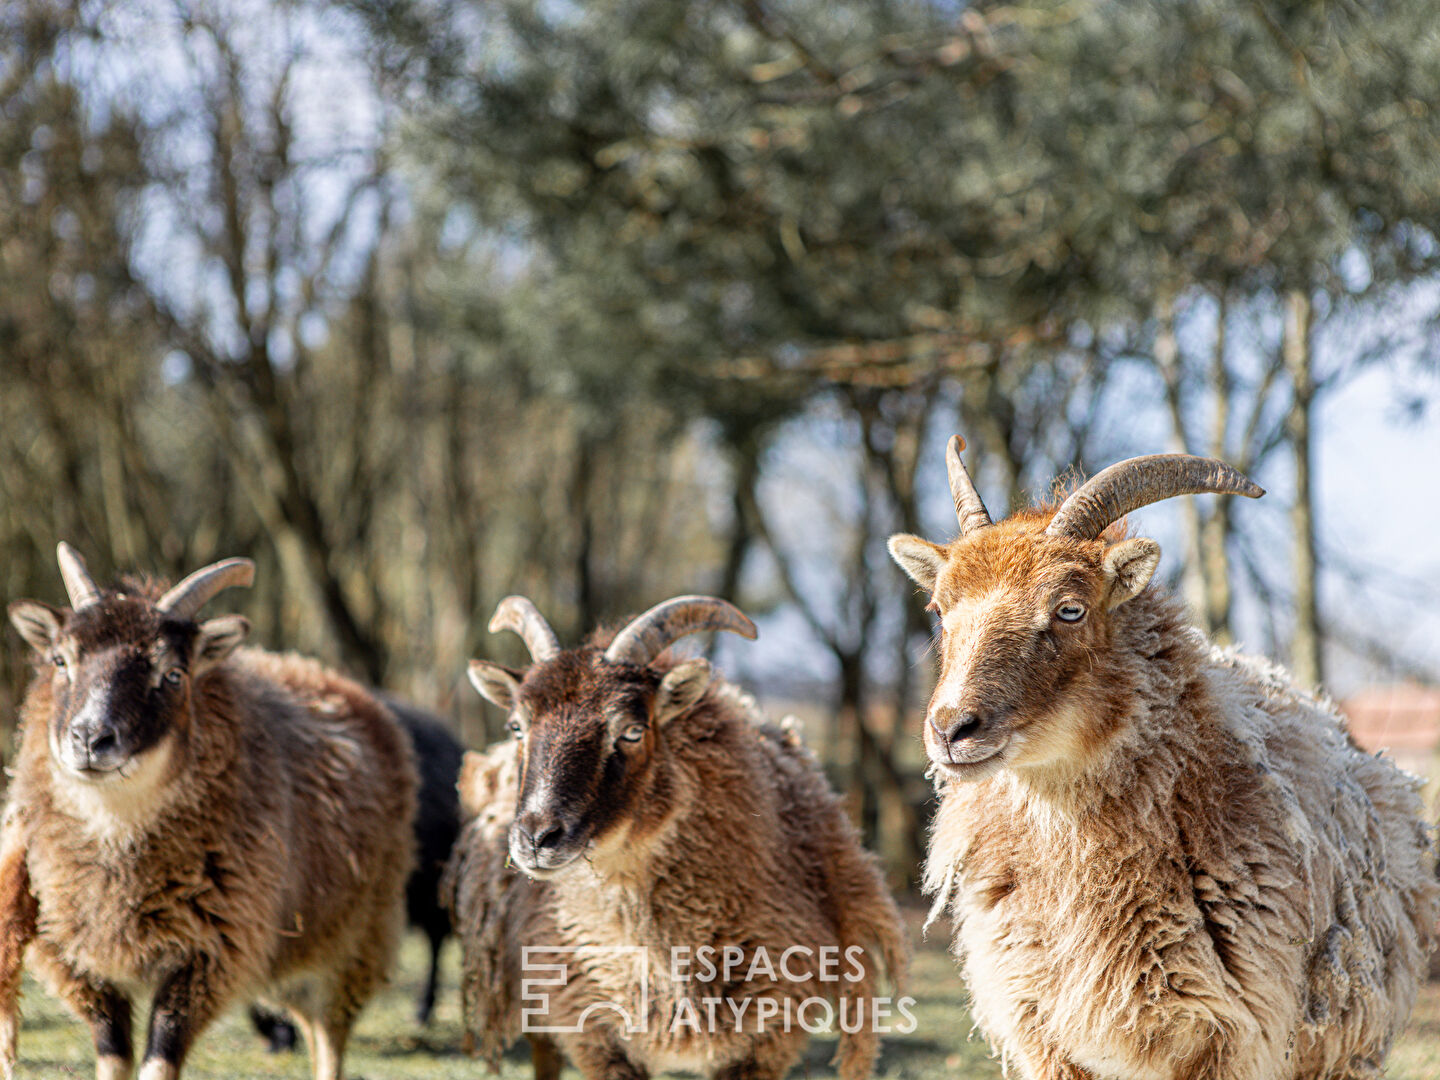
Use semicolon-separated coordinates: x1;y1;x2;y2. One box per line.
9;913;1440;1078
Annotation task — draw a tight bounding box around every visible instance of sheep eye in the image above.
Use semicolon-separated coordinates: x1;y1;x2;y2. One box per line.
51;654;66;669
506;717;523;737
619;723;646;743
165;669;184;685
1056;603;1086;623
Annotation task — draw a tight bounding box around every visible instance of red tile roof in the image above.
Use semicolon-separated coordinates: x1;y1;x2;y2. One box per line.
1341;683;1440;753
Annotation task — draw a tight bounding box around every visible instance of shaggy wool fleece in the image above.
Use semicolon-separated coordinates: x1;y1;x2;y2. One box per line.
446;683;908;1080
924;587;1438;1080
0;645;416;1077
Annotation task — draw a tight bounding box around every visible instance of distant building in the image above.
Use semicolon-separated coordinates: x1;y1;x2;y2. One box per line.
1341;683;1440;781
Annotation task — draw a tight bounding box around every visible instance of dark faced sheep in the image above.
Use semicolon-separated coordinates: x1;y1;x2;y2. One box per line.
449;595;909;1080
0;545;416;1080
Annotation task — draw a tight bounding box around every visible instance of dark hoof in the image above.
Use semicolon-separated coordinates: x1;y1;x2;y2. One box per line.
249;1006;299;1054
266;1022;298;1053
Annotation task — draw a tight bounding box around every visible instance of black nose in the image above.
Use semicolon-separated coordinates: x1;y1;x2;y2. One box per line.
72;721;119;754
514;812;568;854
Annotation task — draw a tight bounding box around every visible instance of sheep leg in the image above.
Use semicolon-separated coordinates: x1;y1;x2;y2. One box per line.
86;989;135;1080
246;1004;298;1053
528;1033;563;1080
289;1013;318;1063
566;1030;649;1080
308;1016;350;1080
0;822;37;1079
137;957;227;1080
22;939;133;1080
416;925;445;1025
282;1005;349;1080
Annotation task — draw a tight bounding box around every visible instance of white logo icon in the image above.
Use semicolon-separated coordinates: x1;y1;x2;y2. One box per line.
521;945;649;1034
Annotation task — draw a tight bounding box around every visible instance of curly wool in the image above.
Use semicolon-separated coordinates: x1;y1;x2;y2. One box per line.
0;647;416;1075
925;589;1438;1080
446;683;908;1080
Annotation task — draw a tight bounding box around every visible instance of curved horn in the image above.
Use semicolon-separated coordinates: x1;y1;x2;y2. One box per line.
56;542;101;611
157;558;255;621
946;434;992;536
1046;455;1264;541
488;595;561;662
605;595;757;667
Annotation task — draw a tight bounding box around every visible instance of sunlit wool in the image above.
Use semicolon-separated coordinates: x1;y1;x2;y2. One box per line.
892;450;1438;1080
0;563;416;1080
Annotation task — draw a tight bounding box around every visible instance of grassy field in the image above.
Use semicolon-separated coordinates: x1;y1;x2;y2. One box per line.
9;910;1440;1079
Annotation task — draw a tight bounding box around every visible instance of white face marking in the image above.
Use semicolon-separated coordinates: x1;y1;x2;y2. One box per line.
59;736;179;838
49;684;109;774
72;684;108;730
50;694;180;839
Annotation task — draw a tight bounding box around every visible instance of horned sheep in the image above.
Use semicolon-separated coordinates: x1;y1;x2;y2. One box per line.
887;437;1438;1080
449;595;909;1080
0;545;417;1080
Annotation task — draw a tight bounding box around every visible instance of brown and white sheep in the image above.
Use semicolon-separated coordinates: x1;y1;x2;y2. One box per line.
888;437;1438;1080
0;544;416;1080
450;595;909;1080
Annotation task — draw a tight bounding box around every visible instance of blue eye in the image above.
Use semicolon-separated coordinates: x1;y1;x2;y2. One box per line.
1056;603;1086;623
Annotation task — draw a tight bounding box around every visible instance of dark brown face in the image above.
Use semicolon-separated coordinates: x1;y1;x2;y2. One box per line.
508;650;659;874
469;646;715;878
889;514;1161;781
9;586;250;788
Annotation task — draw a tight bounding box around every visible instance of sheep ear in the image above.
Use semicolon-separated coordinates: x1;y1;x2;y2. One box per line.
468;660;522;710
1102;538;1161;609
457;749;504;817
194;615;250;673
655;659;712;726
887;534;947;592
8;601;64;654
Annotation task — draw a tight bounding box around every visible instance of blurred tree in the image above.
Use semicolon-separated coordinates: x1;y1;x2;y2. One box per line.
348;0;1440;845
0;2;212;710
4;0;1440;871
1009;0;1440;676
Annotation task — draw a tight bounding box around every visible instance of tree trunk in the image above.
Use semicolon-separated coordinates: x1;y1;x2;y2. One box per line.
572;434;598;631
1283;289;1322;688
718;435;761;604
1154;294;1208;621
837;652;879;846
1202;293;1233;643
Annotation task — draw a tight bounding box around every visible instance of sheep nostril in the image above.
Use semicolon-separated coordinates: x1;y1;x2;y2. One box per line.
949;713;983;742
532;823;565;851
88;731;118;757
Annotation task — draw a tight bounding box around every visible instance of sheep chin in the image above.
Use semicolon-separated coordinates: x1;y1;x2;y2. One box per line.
52;736;180;836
